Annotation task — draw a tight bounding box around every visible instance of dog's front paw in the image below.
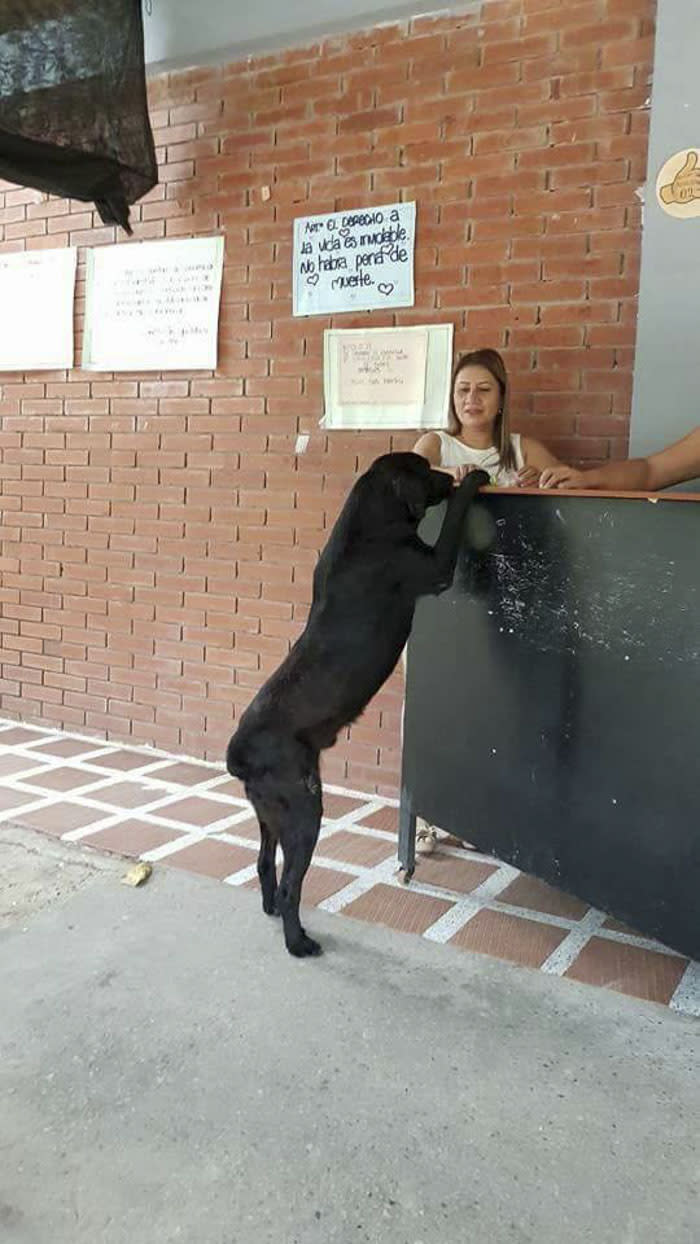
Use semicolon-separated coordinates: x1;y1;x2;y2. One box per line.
286;932;323;958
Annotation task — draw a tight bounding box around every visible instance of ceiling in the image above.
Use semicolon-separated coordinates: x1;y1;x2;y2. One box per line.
142;0;469;72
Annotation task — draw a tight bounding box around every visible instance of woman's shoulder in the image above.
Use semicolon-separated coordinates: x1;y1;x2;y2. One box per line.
433;431;475;466
412;430;445;465
413;430;443;451
417;429;452;446
415;430;446;445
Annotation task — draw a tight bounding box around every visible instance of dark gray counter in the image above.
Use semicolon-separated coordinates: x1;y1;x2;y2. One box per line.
399;490;700;960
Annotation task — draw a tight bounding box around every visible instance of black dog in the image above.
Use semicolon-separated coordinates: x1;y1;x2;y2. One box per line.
226;453;488;957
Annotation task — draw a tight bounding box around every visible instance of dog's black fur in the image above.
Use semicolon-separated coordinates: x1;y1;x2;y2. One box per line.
226;452;488;957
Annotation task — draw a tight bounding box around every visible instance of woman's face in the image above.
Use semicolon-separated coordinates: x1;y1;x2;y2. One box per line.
452;365;501;438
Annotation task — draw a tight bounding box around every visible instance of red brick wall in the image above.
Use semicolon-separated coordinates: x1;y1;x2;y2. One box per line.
0;0;655;795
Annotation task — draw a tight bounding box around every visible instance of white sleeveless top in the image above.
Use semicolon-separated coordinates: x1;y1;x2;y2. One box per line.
434;431;524;487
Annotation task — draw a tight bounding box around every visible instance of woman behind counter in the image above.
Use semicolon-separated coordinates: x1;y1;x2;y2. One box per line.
413;347;565;488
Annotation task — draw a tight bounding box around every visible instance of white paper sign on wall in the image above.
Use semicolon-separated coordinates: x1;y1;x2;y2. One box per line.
82;236;224;372
0;248;77;371
293;201;416;317
323;324;453;430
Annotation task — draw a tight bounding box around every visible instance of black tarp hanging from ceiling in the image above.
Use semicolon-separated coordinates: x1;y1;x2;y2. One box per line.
0;0;157;233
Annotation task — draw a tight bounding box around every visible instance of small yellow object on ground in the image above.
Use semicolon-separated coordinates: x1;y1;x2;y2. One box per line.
120;862;153;888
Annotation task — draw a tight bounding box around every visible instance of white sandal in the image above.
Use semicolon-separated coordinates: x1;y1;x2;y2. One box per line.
416;825;438;856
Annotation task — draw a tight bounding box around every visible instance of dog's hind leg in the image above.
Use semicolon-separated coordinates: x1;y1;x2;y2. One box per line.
245;753;323;956
257;821;278;916
276;768;323;958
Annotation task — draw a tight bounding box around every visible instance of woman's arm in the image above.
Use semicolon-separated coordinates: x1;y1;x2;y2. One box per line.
517;435;563;487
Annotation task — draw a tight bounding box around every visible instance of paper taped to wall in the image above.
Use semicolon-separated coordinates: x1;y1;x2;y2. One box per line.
82;236;224;372
323;324;453;430
0;248;77;371
293;202;415;316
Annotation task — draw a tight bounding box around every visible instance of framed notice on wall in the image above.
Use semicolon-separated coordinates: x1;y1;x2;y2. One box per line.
0;248;77;371
82;236;224;372
322;324;454;430
293;201;416;316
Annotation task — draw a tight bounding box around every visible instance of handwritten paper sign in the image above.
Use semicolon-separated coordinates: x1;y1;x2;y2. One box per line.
293;201;415;316
338;330;428;405
82;236;224;371
0;248;77;371
323;325;453;430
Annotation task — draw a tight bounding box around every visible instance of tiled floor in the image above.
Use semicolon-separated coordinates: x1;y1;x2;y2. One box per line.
1;717;698;1017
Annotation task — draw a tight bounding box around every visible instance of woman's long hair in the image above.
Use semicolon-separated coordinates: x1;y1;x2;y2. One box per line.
448;348;515;473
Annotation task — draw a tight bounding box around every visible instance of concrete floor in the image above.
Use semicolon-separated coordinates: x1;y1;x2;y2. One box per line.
1;828;699;1244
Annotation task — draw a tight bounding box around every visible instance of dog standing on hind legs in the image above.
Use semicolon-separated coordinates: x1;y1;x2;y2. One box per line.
226;453;488;957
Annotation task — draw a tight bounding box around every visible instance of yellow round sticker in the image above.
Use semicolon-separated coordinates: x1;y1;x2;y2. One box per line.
656;148;700;219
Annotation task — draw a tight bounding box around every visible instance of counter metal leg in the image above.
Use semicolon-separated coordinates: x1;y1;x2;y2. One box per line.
397;786;416;884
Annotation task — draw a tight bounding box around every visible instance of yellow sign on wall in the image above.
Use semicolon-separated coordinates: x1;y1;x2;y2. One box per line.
656;148;700;219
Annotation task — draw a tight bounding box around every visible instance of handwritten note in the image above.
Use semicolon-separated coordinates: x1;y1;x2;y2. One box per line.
0;248;77;371
293;202;415;316
82;236;224;371
323;325;453;430
338;331;428;405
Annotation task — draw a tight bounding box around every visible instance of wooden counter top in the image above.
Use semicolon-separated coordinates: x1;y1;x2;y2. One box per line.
482;486;700;503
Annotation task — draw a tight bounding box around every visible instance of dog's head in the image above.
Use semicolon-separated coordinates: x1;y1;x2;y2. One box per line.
369;452;453;521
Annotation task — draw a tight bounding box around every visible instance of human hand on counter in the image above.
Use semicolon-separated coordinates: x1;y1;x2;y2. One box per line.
539;465;588;489
516;465;542;488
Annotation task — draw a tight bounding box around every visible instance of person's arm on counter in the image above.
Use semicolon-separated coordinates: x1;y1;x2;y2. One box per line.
539;427;700;492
